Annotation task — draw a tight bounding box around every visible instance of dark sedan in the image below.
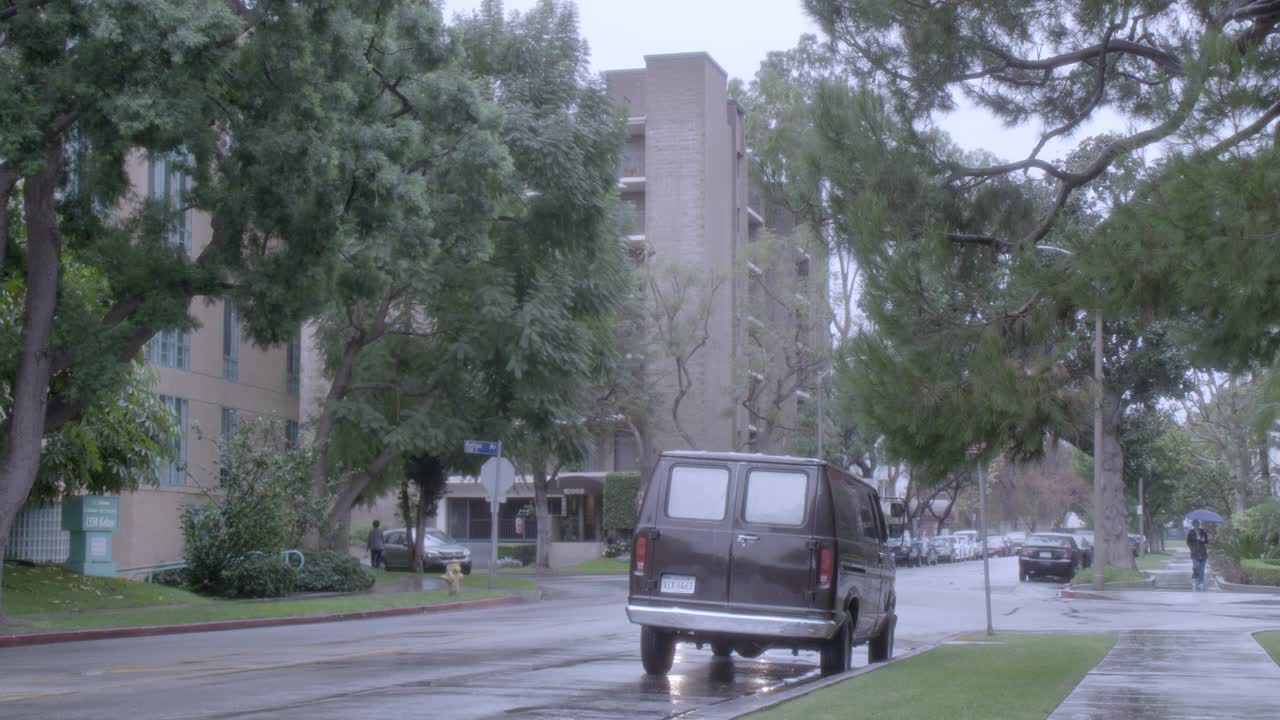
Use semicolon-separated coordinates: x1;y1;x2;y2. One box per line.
382;527;472;574
1018;533;1082;582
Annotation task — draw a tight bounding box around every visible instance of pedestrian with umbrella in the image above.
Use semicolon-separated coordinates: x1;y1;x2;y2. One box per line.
1184;510;1221;590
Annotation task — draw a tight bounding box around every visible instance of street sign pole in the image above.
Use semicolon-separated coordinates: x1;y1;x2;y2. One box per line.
967;441;994;637
489;441;502;591
978;458;993;636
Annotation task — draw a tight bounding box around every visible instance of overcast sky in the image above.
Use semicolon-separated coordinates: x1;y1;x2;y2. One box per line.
441;0;1105;160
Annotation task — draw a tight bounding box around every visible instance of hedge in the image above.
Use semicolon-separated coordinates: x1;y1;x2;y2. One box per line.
498;543;536;566
1242;558;1280;587
603;472;641;533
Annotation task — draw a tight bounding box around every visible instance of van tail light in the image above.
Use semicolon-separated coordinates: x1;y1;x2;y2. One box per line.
1063;547;1073;559
633;534;648;576
817;546;833;588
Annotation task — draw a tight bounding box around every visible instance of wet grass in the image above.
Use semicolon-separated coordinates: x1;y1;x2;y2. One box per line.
16;589;509;631
2;562;207;615
1070;564;1148;585
1136;551;1174;571
1255;631;1280;665
748;633;1115;720
366;567;537;590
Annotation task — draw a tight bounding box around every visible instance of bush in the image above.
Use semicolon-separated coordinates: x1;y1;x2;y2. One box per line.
295;551;375;593
150;567;189;588
498;543;536;566
1242;558;1280;587
606;538;632;559
603;472;641;534
222;554;296;598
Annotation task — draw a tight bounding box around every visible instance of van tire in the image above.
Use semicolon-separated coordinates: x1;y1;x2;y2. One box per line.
641;626;676;675
869;612;895;663
819;621;852;676
710;640;733;658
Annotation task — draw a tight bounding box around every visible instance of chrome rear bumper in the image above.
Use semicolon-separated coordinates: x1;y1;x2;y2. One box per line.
626;604;839;640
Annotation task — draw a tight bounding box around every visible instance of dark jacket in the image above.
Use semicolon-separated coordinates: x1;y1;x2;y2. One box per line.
1186;528;1209;560
367;527;385;551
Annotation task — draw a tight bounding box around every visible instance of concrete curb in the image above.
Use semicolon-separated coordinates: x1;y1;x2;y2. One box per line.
1214;575;1280;594
0;594;521;649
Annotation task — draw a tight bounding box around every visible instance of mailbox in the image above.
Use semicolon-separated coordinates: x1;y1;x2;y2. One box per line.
62;496;119;576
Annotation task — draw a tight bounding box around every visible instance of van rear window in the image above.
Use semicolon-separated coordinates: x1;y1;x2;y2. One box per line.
666;465;730;521
743;470;808;526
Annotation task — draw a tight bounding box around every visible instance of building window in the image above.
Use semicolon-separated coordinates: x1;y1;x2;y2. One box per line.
147;153;191;254
285;420;299;450
223;298;239;381
4;502;71;563
286;333;301;396
220;407;238;442
613;429;639;471
145;329;190;370
157;395;188;486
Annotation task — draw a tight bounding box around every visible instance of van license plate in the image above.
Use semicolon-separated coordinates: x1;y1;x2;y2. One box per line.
660;575;696;594
1039;552;1052;559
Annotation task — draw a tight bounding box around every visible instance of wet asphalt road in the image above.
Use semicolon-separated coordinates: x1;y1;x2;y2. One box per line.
3;556;1278;719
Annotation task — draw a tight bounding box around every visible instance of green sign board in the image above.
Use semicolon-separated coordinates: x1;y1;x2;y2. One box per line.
62;496;119;576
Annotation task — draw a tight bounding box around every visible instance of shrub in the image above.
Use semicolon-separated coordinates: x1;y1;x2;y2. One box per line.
606;538;632;559
295;551;375;593
223;554;297;598
498;543;536;566
1242;558;1280;587
150;567;189;588
603;472;641;534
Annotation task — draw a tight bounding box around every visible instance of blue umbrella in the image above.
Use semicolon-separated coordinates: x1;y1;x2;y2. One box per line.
1185;509;1224;523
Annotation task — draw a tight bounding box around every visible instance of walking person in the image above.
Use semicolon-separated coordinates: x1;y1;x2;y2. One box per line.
1186;519;1209;590
367;520;385;570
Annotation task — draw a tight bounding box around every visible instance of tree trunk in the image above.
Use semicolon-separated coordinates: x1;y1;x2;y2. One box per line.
1099;402;1134;569
0;148;63;620
533;464;551;569
410;483;428;574
319;446;400;549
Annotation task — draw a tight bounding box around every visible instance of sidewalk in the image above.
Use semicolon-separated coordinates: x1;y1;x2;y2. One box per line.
1048;630;1280;719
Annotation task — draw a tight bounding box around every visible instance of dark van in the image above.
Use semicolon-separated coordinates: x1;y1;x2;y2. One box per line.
626;451;897;676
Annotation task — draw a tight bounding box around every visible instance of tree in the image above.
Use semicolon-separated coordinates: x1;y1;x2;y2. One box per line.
645;261;723;449
2;0;433;612
989;442;1090;532
1181;372;1273;512
449;0;627;569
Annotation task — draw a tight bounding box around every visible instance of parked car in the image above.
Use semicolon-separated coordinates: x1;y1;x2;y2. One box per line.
986;535;1010;557
1005;531;1027;554
887;536;917;567
931;536;955;563
1018;533;1082;582
1128;533;1148;557
627;451;897;677
1074;532;1095;569
381;527;472;574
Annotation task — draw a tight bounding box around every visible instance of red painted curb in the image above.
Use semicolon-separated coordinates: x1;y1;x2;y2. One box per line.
0;594;520;649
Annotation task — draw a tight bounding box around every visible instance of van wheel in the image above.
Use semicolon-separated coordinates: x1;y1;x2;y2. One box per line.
819;621;852;676
641;626;676;675
710;640;733;658
736;642;766;659
869;613;895;663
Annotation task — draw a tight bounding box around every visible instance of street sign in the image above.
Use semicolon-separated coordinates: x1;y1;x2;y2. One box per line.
464;439;500;456
515;516;525;536
965;441;987;455
480;456;516;503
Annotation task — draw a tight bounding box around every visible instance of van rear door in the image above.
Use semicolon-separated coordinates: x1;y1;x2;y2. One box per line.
637;461;735;609
726;464;818;614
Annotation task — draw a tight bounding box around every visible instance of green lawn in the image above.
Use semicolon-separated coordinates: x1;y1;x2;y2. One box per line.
3;562;531;633
1071;564;1148;585
19;589;509;630
366;567;537;590
1255;631;1280;665
2;563;207;615
1240;558;1280;586
1136;551;1173;571
559;557;629;573
749;634;1115;720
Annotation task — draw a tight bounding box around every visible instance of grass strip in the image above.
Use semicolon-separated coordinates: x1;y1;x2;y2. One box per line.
1071;564;1147;585
1136;552;1174;571
3;563;207;614
1256;631;1280;666
19;590;508;631
365;567;537;590
748;633;1115;720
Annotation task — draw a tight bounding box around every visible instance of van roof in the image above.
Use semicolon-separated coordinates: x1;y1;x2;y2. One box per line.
660;450;824;466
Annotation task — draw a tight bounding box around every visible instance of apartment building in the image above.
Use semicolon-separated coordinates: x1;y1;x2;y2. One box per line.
4;154;303;572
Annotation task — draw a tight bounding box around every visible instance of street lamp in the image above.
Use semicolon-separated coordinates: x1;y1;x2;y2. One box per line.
815;367;832;459
1037;244;1105;591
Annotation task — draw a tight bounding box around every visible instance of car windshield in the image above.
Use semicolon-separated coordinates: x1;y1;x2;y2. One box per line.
1027;535;1073;547
422;528;455;545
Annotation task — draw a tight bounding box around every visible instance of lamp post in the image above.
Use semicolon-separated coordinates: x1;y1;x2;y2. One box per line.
1037;245;1105;590
816;367;832;460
